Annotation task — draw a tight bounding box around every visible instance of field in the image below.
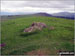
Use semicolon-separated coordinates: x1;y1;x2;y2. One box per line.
1;16;74;55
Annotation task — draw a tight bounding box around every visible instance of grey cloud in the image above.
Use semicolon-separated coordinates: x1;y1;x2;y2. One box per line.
1;0;74;12
1;0;74;1
2;0;74;8
17;0;74;9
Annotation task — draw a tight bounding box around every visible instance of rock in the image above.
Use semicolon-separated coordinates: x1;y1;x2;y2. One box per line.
24;26;35;32
31;22;47;28
24;22;47;32
38;22;47;28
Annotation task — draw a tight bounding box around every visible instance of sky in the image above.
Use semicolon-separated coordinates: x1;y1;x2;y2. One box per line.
1;0;74;15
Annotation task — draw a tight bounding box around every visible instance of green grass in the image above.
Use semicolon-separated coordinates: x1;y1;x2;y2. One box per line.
1;16;74;55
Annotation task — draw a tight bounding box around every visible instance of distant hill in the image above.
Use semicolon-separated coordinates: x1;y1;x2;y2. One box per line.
52;12;74;20
0;12;36;16
1;12;74;20
0;12;15;15
31;13;52;17
1;12;52;20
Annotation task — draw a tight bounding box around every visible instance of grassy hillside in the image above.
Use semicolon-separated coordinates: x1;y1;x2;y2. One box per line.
1;16;74;55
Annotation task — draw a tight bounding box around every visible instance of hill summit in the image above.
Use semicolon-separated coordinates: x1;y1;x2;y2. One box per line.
32;13;52;17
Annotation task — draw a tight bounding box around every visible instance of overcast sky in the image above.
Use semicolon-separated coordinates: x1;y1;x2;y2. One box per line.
1;0;74;14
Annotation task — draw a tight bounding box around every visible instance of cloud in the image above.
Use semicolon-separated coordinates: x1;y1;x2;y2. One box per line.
1;0;74;14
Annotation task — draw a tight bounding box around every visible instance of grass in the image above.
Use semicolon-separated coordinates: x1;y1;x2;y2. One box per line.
1;16;74;55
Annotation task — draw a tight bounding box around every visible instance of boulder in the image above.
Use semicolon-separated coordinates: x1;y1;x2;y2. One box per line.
31;22;47;28
24;22;47;32
24;27;35;32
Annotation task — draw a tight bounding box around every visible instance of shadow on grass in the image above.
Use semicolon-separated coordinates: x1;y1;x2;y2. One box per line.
20;31;38;37
64;26;74;31
58;42;74;52
9;45;40;55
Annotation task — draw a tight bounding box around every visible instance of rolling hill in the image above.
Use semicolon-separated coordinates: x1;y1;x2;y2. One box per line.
52;12;74;20
1;15;74;55
1;12;74;20
31;13;52;17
